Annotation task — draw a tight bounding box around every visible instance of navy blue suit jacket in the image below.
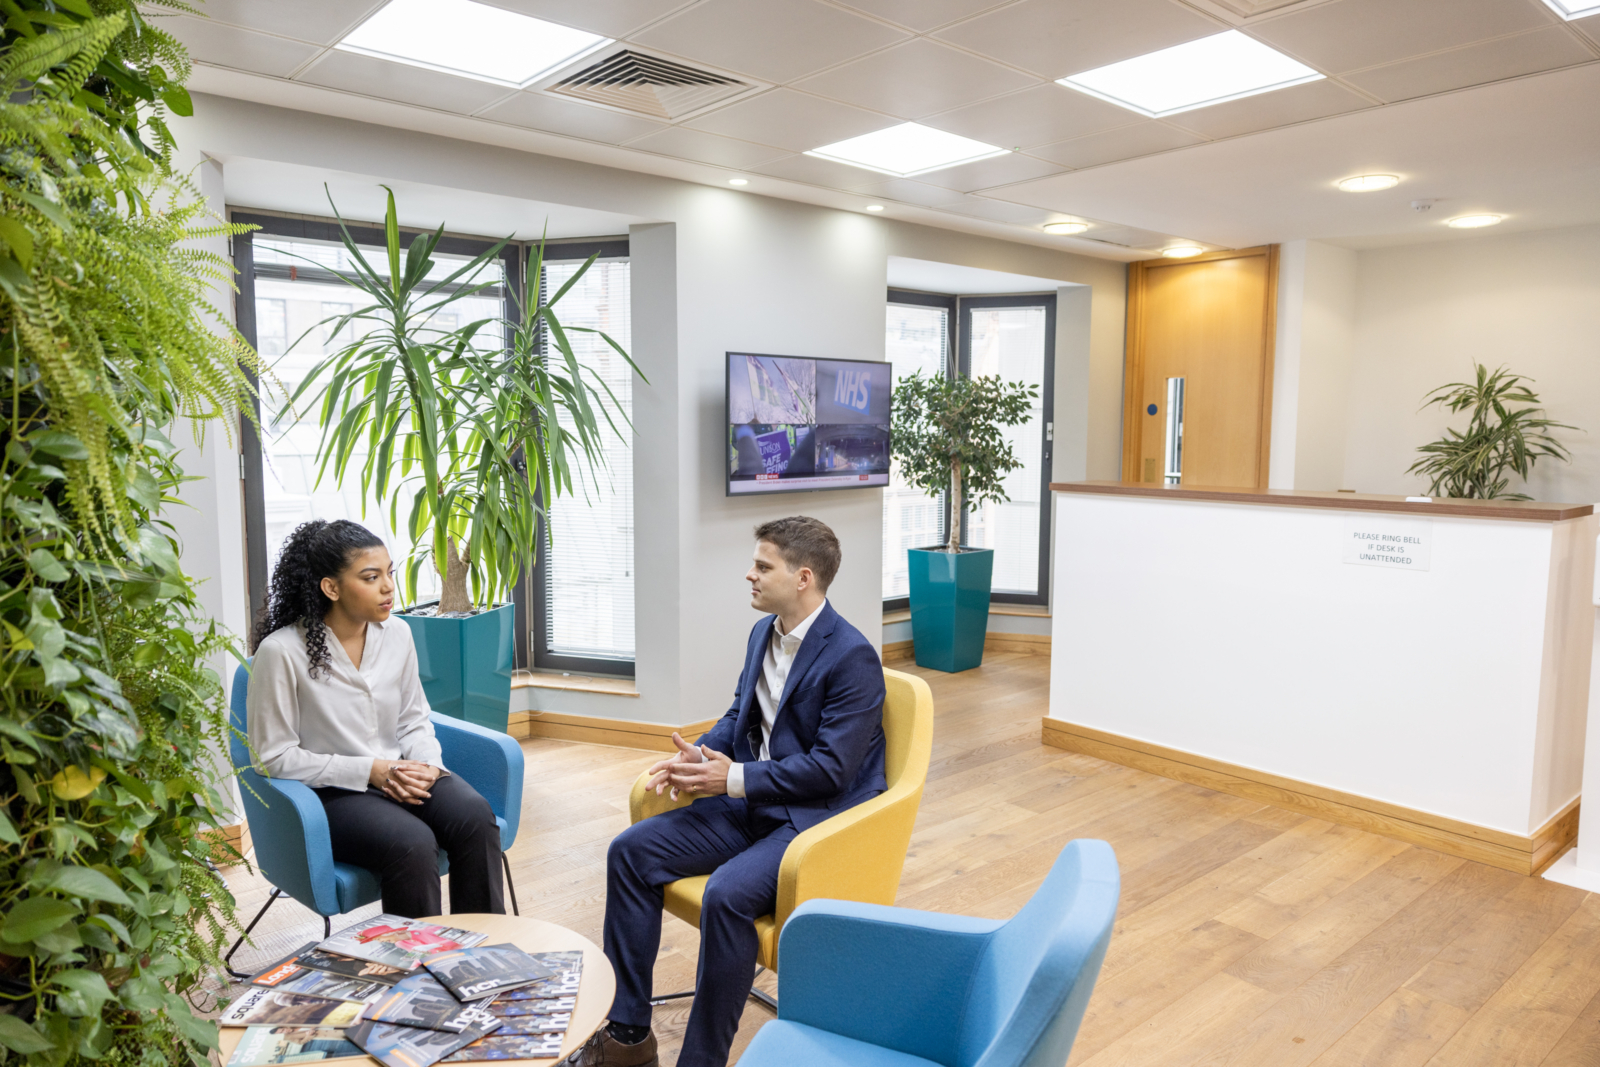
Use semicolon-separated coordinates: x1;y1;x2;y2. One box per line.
697;602;886;831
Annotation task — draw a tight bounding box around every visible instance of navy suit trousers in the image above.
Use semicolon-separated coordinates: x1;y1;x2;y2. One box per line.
603;795;798;1067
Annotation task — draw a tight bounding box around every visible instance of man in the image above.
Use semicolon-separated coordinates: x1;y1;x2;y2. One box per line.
575;516;886;1067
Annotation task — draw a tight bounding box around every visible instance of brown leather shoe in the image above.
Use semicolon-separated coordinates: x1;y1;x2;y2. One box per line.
564;1026;659;1067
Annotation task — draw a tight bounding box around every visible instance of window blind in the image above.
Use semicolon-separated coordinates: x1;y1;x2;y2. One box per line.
882;302;950;601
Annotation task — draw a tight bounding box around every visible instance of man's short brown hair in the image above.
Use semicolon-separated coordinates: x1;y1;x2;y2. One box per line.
754;516;841;591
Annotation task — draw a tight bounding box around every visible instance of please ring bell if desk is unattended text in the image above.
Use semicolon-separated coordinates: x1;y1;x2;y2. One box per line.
1044;481;1596;875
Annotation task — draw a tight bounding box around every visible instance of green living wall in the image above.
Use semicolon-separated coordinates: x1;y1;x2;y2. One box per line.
0;3;257;1064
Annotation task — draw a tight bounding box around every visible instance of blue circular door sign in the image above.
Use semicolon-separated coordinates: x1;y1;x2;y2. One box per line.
1147;403;1158;415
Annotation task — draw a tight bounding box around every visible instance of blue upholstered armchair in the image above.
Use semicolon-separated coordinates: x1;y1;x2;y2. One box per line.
739;839;1119;1067
223;662;525;974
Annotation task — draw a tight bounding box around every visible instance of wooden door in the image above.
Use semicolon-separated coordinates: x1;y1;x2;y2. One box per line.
1122;246;1278;488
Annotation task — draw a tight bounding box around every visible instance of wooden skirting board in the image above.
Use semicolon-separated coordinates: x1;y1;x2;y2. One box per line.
883;630;1050;663
1040;717;1579;876
509;709;719;751
203;821;252;860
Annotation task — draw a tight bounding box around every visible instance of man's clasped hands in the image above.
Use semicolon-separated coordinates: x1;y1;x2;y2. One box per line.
647;732;734;800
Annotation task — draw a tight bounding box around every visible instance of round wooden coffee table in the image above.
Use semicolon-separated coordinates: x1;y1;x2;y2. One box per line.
216;914;614;1065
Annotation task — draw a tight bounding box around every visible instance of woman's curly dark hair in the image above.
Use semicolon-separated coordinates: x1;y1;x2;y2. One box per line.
252;519;386;679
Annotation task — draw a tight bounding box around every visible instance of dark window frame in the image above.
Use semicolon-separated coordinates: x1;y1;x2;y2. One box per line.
957;293;1056;607
527;239;635;677
883;289;955;613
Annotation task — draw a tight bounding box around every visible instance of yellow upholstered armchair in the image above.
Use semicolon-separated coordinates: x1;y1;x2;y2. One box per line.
627;667;934;1007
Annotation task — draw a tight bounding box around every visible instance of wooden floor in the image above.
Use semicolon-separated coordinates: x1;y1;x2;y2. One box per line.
220;649;1600;1066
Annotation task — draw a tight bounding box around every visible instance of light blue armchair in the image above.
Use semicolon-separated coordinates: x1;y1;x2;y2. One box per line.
222;662;525;975
739;839;1119;1067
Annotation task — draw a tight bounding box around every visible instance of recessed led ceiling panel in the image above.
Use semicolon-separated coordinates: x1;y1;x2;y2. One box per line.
807;122;1007;177
338;0;610;87
1058;30;1323;118
1539;0;1600;19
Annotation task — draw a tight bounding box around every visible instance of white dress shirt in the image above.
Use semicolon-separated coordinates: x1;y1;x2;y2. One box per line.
248;617;446;792
723;599;826;799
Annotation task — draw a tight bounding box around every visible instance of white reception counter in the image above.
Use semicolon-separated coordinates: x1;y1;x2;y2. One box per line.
1045;481;1596;874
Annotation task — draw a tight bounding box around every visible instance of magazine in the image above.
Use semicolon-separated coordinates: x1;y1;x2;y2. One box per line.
492;952;582;1000
488;997;575;1018
443;1033;565;1061
320;915;487;971
219;987;367;1028
488;1012;570;1036
295;945;408;985
364;972;481;1033
347;1009;501;1067
224;1025;363;1066
251;956;392;1004
422;944;554;1001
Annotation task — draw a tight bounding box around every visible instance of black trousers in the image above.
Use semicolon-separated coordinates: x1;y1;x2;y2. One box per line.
314;774;505;918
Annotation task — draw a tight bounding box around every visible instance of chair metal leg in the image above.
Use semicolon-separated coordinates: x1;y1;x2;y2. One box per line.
224;887;284;980
750;965;777;1012
501;851;520;916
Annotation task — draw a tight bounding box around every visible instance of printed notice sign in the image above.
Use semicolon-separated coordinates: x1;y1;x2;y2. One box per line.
1343;516;1432;571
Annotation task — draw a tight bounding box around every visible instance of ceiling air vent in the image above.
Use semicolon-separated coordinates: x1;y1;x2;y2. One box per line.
544;49;757;121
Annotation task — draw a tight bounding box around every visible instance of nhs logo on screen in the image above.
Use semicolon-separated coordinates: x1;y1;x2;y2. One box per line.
834;369;872;413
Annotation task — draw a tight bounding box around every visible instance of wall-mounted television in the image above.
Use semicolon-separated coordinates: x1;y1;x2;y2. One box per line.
726;352;891;496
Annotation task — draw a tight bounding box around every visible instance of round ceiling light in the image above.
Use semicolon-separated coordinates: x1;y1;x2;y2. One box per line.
1162;245;1204;259
1338;174;1399;192
865;204;885;212
728;178;749;186
1043;221;1090;235
1447;213;1503;229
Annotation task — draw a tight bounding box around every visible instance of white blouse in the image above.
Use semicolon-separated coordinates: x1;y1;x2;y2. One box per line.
248;618;446;792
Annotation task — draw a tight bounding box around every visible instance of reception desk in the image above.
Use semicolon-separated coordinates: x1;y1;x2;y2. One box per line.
1045;481;1596;874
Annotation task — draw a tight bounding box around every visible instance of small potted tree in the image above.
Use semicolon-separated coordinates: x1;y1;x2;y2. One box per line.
284;191;637;731
891;371;1037;672
1406;363;1575;499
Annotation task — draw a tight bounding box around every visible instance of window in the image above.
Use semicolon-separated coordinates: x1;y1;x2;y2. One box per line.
882;291;952;608
960;295;1055;604
233;213;516;635
530;241;635;676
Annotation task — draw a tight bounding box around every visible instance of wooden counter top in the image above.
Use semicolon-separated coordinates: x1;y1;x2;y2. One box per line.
1050;481;1593;522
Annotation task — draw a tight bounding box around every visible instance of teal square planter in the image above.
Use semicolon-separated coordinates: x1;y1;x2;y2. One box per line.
907;547;993;673
399;603;515;733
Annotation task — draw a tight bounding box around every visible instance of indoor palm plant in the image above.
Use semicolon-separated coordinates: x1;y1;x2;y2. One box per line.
284;196;637;730
0;4;260;1064
1406;363;1575;500
891;371;1037;672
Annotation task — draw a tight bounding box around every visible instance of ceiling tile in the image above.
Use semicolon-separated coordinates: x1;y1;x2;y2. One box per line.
1341;26;1595;103
1572;12;1600;47
477;91;667;143
1031;122;1206;168
794;38;1036;119
161;16;321;78
831;0;1015;32
911;151;1067;192
620;127;791;168
923;83;1142;149
750;153;889;191
1247;0;1553;74
851;178;975;207
1082;224;1184;249
943;197;1060;224
184;0;384;46
684;89;890;153
1162;79;1373;139
630;0;909;83
478;0;695;37
296;50;518;114
934;0;1222;79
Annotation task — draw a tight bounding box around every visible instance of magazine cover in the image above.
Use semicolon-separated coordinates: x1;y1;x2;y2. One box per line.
320;915;487;971
442;1032;565;1061
364;972;479;1033
347;1009;501;1067
251;957;391;1004
422;944;554;1001
492;998;582;1023
295;946;408;985
219;987;367;1028
487;1012;569;1036
224;1025;363;1066
493;952;581;1000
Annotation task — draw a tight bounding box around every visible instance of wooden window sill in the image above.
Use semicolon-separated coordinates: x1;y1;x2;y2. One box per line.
512;670;638;697
884;604;1050;625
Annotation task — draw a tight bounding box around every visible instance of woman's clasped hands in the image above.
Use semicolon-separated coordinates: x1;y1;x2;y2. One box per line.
369;758;441;805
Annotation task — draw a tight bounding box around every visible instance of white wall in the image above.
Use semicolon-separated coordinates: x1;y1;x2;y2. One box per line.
1270;239;1357;491
172;94;1126;726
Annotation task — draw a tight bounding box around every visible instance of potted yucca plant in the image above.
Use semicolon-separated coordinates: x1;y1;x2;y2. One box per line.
1406;363;1575;500
284;191;638;730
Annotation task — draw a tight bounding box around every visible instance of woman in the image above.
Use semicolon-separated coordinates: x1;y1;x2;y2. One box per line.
248;519;505;918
